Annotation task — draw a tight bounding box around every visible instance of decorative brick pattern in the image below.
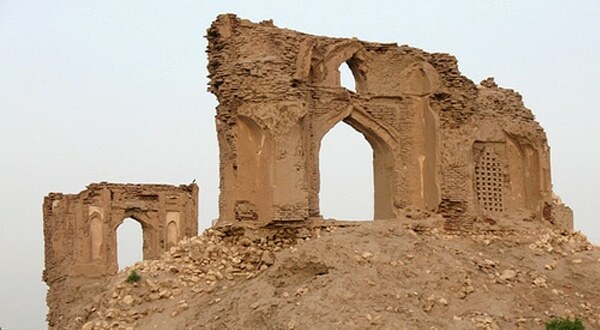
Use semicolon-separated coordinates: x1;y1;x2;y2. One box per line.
475;147;505;213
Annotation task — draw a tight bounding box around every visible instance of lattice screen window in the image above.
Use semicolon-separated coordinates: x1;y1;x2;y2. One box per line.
475;147;505;213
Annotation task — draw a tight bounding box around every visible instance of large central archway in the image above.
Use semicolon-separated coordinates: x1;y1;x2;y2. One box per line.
320;121;373;220
316;108;396;220
311;50;396;220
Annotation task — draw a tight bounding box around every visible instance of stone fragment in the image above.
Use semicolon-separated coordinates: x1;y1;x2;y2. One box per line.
122;295;134;306
500;269;516;281
82;321;94;330
533;277;547;288
261;251;275;265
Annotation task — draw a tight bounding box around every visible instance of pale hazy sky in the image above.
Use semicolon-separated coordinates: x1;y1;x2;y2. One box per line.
1;1;599;329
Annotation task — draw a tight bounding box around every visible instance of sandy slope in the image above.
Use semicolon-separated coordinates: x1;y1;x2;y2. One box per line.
75;220;600;330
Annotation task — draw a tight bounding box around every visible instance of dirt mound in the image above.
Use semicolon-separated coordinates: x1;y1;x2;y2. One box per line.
74;221;600;329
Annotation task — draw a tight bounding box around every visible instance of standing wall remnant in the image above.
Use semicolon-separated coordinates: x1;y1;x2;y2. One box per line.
43;182;198;328
206;14;572;228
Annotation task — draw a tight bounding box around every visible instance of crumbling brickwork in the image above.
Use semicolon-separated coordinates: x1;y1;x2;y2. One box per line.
42;14;578;329
43;182;198;328
206;14;572;228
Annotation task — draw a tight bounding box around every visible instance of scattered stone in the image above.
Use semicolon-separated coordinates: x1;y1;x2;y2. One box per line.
122;295;134;306
533;277;547;288
500;269;516;281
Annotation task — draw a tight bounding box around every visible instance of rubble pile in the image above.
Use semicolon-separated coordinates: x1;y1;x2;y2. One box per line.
70;222;600;330
528;228;595;254
79;227;310;330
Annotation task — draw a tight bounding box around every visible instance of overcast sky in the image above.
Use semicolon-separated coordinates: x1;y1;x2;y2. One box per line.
1;1;599;329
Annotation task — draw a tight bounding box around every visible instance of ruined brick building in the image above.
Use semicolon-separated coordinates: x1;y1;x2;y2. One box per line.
207;14;572;229
43;183;198;327
43;14;573;328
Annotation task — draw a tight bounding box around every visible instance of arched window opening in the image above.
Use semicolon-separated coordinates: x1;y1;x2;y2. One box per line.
339;62;356;92
320;121;374;220
116;218;143;270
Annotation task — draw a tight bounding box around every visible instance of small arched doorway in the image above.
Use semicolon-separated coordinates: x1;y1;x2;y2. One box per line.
116;217;143;270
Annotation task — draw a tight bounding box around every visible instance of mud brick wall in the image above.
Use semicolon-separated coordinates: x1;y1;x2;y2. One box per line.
206;14;571;229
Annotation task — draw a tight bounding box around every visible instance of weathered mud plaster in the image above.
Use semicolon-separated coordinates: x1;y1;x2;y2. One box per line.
207;14;572;229
43;182;198;328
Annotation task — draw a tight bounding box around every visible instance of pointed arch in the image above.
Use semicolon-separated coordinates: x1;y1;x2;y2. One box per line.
345;109;396;219
111;211;155;270
320;121;373;220
316;106;396;220
116;217;143;270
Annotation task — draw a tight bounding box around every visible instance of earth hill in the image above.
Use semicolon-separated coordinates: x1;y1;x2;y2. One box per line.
65;218;599;330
